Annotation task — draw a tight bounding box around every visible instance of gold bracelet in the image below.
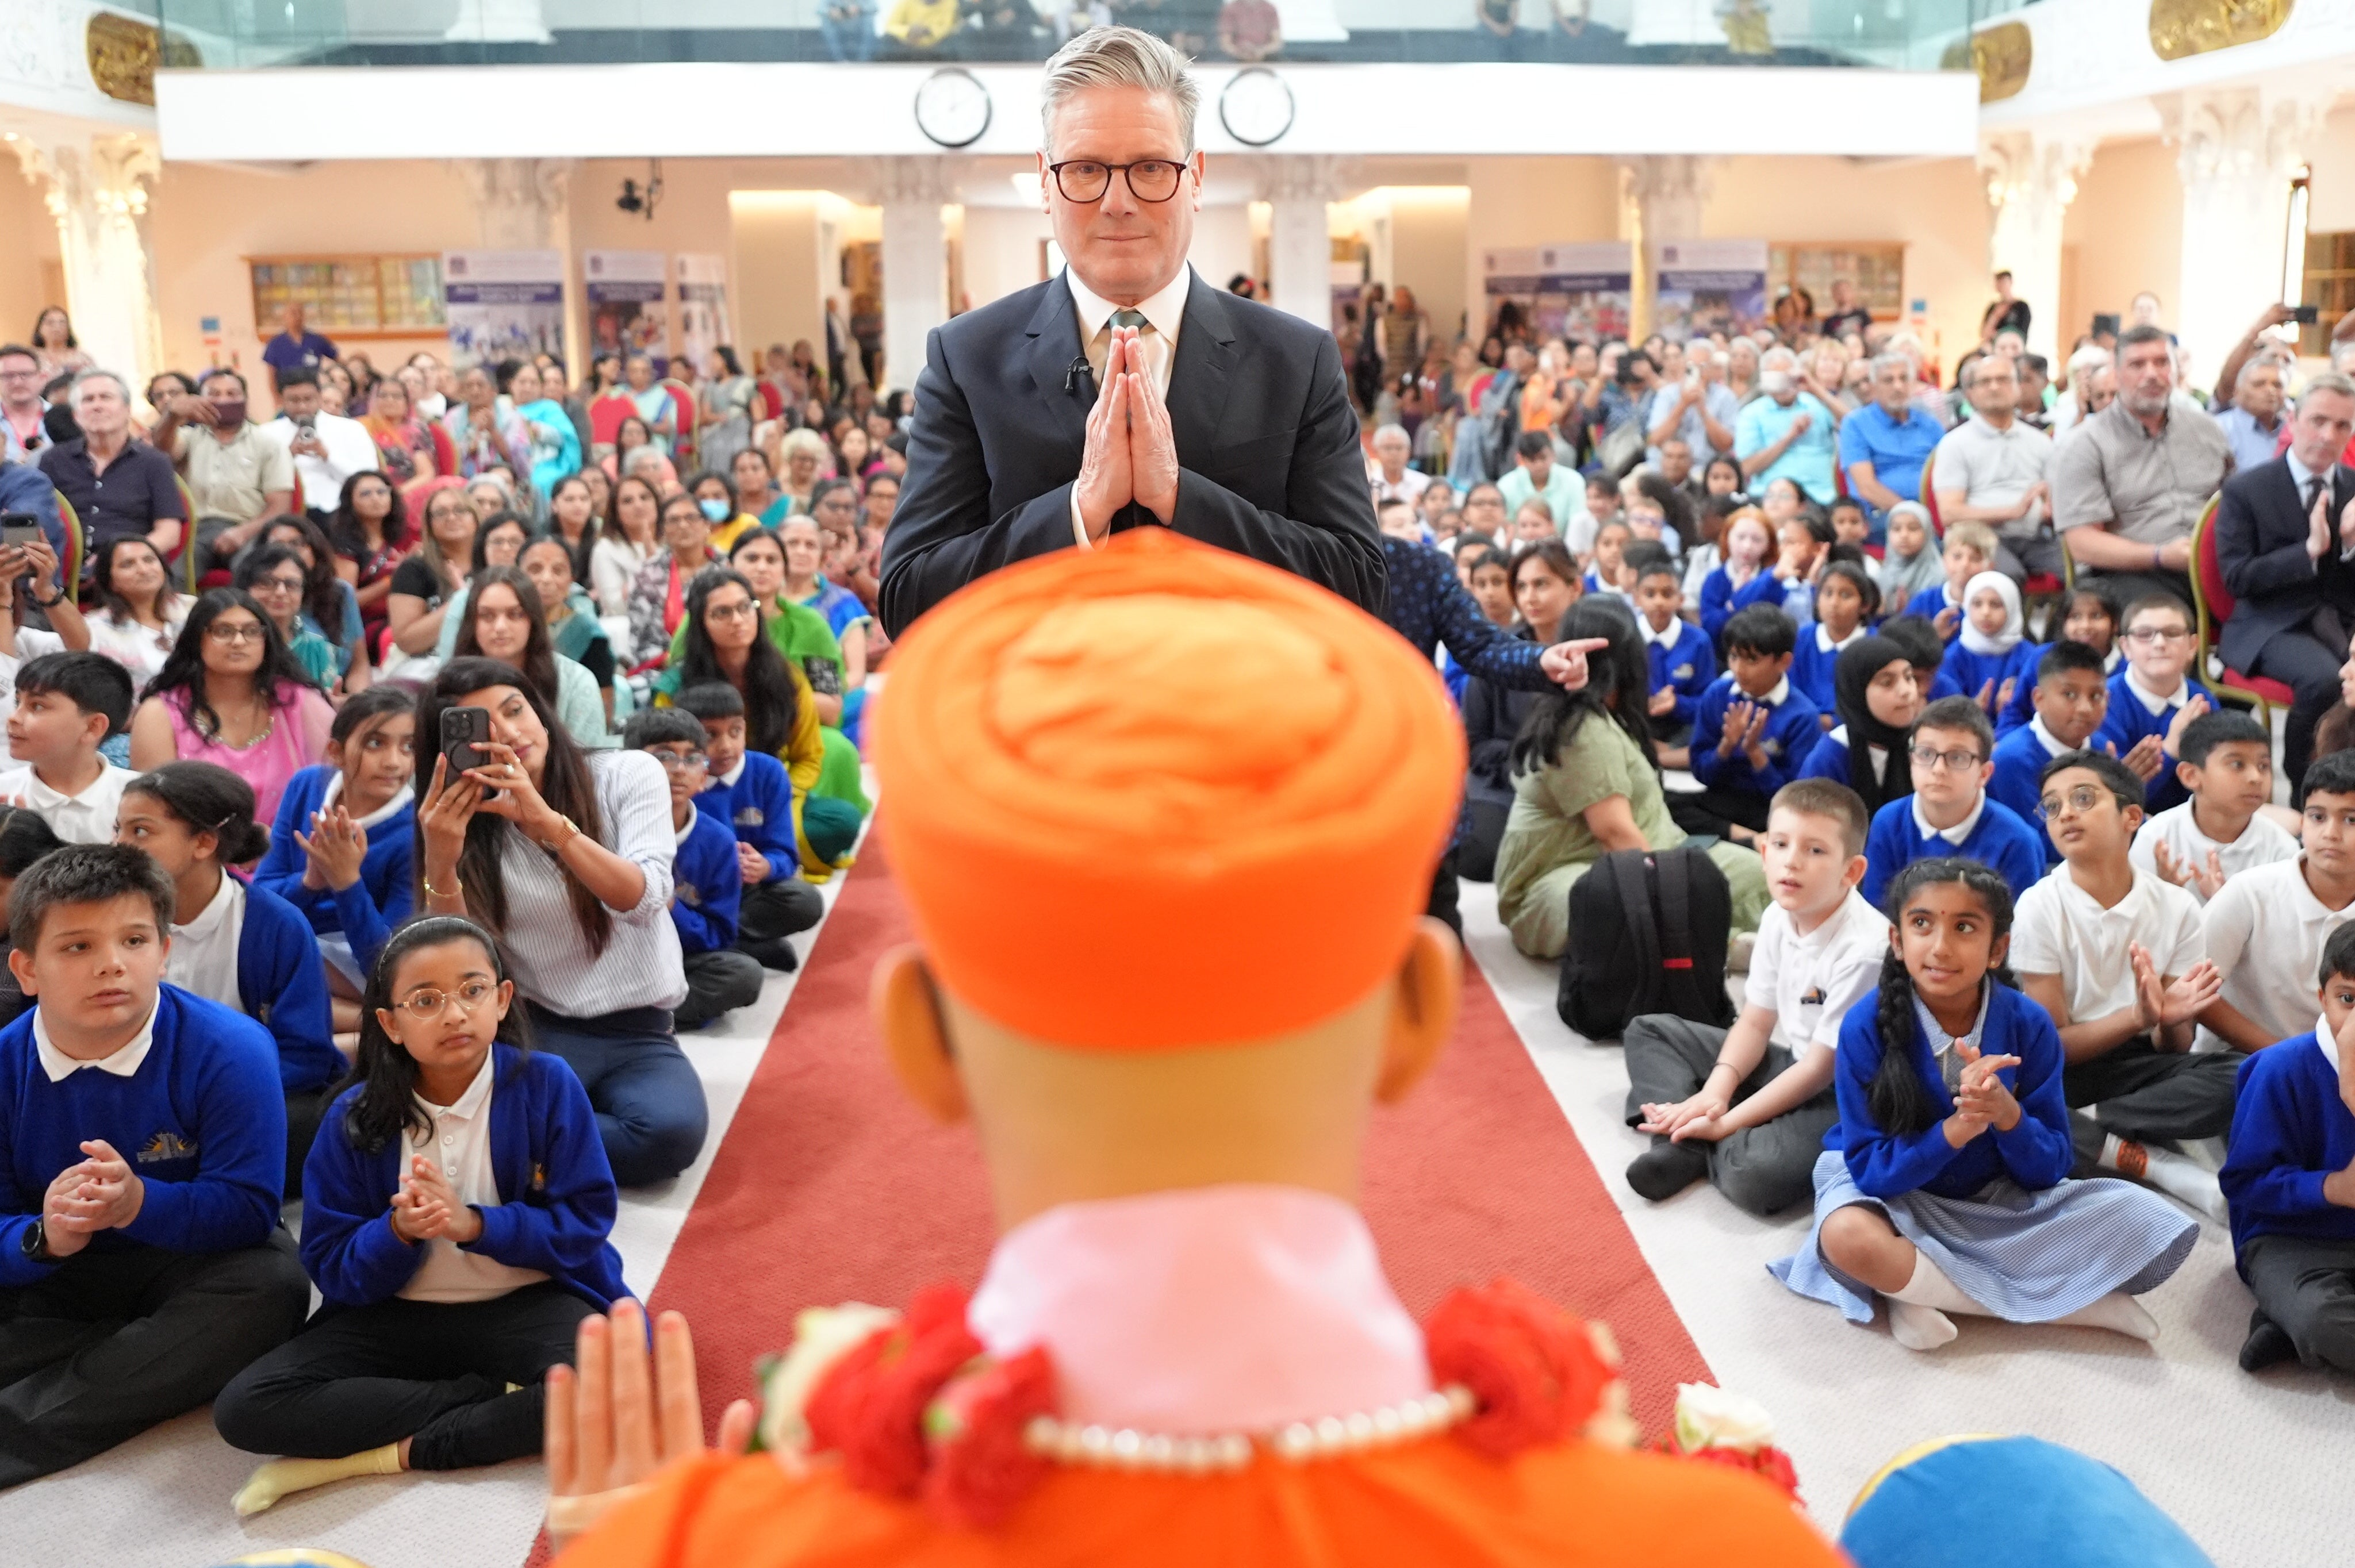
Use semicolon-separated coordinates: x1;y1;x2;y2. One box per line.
541;813;581;852
422;868;463;900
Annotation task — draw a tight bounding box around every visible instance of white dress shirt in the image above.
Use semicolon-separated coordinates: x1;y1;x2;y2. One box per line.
1067;266;1192;549
0;759;130;846
164;873;246;1016
264;411;379;510
34;998;158;1082
399;1051;553;1304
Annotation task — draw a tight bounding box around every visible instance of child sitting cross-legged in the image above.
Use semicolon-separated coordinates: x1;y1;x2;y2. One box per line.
1789;561;1878;722
1770;857;2200;1351
1944;571;2041;722
118;762;340;1200
1988;641;2118;865
1859;695;2046;910
2011;749;2237;1219
2128;709;2299;904
1685;603;1820;843
2093;595;2215;816
251;685;418;1041
1623;780;1888;1215
1635;559;1714;768
674;682;825;975
0;651;134;845
2220;920;2355;1377
624;709;765;1031
214;915;627;1516
2198;750;2355;1057
1903;521;1998;644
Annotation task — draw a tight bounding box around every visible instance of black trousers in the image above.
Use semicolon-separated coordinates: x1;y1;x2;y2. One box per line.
675;948;765;1029
2063;1036;2244;1152
1668;787;1770;840
214;1282;596;1470
1424;846;1460;939
285;1083;333;1201
0;1231;309;1489
2242;1232;2355;1376
2247;627;2345;791
738;878;823;947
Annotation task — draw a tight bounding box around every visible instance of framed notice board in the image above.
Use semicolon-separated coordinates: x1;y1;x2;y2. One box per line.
1768;243;1906;319
248;255;446;337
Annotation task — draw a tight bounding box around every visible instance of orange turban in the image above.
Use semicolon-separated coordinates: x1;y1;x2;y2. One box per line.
872;531;1465;1051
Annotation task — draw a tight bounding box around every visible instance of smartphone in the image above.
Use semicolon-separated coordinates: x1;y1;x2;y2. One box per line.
2092;312;2121;338
439;705;493;794
2293;303;2321;326
0;515;40;553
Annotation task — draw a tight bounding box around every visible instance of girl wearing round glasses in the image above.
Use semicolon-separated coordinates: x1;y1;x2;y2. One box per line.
128;588;333;822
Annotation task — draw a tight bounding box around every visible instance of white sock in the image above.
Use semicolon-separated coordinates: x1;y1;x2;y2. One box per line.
1885;1251;1988;1352
1886;1300;1959;1351
2053;1292;2161;1341
2100;1133;2227;1221
2179;1136;2229;1174
233;1443;404;1516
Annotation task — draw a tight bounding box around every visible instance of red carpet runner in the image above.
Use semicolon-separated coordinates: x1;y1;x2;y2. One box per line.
648;832;1712;1438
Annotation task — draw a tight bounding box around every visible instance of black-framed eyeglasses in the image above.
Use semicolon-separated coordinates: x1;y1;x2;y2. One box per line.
1046;159;1191;204
1908;744;1984;773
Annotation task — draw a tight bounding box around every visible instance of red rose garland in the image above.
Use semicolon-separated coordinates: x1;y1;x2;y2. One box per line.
803;1284;983;1496
923;1346;1058;1528
1422;1277;1614;1459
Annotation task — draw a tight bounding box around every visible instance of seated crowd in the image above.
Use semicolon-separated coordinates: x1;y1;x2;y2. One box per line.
1386;287;2355;1384
0;324;890;1502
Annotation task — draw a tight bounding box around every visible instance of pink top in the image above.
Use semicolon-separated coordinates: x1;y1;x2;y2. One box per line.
965;1185;1431;1435
163;681;333;824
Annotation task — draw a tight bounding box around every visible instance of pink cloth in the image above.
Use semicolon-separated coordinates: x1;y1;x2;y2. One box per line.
965;1184;1432;1435
163;681;331;823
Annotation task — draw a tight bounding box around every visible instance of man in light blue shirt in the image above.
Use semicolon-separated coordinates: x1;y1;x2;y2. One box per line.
1838;353;1947;534
1735;347;1838;504
2212;358;2289;472
1645;341;1740;465
1496;430;1583;531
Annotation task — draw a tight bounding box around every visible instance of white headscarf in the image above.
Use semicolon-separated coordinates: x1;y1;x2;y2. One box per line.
1958;570;2025;657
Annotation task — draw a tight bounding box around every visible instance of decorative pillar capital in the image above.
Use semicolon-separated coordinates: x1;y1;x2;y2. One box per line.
11;130;164;387
1253;153;1354;207
1976;129;2095;216
449;157;575;250
2157;82;2332;191
1617;154;1715;212
869;155;963;209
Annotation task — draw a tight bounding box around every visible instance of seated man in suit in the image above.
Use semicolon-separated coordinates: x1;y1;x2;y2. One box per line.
879;26;1383;635
2214;371;2355;790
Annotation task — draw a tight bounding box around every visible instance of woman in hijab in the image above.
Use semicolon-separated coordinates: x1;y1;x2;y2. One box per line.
1796;636;1924;818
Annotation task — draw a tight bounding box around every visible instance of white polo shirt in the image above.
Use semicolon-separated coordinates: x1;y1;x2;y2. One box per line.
2201;857;2355;1053
399;1050;552;1304
2011;862;2203;1026
2127;800;2300;904
163;873;246;1016
1743;887;1890;1055
0;758;129;846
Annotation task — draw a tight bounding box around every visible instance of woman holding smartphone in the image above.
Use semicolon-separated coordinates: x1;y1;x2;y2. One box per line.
413;656;703;1188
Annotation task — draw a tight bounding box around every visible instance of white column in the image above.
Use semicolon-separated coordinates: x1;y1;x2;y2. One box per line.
1977;129;2094;364
872;157;958;396
2162;83;2333;389
444;0;552;43
1620;156;1713;342
11;133;162;390
1259;155;1350;329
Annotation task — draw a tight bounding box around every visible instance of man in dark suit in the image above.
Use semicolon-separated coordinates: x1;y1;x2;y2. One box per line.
880;26;1382;636
2214;371;2355;788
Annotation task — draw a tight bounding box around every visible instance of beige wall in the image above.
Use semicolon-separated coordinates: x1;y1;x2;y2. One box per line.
730;192;831;363
2059;137;2183;359
0;174;60;349
2303;105;2355;236
1380;187;1471;346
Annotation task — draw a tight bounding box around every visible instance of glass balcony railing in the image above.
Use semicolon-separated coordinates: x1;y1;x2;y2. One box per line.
154;1;1976;74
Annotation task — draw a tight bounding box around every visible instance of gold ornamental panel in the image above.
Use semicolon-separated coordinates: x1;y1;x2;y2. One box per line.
1942;22;2032;105
86;11;160;106
2149;0;2294;62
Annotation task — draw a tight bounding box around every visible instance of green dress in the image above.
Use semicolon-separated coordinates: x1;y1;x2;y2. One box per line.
1493;712;1768;960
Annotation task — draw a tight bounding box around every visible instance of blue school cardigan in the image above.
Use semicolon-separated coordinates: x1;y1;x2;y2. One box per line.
670;808;743;956
1904;582;1964;640
1698;566;1780;645
0;986;284;1286
2092;670;2216;814
1987;721;2067;868
228;879;342;1094
1828;982;2074;1200
1644;619;1717;729
251;764;415;982
2219;1033;2355;1271
1942;641;2043;717
1788;622;1859;714
693;751;797;884
1999;647;2121;735
1859;794;2046;910
1691;675;1821;798
301;1043;628;1310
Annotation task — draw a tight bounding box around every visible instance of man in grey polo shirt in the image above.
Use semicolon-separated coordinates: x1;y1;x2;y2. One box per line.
1933;354;2058;583
154;367;296;575
2052;323;2233;609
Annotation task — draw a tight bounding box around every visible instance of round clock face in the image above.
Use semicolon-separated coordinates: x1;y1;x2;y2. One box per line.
1219;67;1294;148
915;68;992;149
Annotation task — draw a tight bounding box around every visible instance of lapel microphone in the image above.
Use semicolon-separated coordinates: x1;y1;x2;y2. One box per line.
1064;355;1091;395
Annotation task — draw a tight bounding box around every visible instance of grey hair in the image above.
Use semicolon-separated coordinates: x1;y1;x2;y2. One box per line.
2067;344;2111;376
2303;370;2355;404
1372;422;1410;447
1040;27;1200;158
1759;346;1798;371
71;368;131;406
1869;352;1913;379
1969;354;2018;385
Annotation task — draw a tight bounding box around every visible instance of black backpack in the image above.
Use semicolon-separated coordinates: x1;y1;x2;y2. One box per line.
1556;847;1736;1040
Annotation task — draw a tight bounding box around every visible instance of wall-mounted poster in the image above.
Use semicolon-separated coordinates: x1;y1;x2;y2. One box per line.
1655;239;1770;343
1481;244;1632;344
674;254;731;372
442;250;565;366
583;249;670;371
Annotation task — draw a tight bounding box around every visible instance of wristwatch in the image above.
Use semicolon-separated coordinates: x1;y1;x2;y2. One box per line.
20;1217;55;1263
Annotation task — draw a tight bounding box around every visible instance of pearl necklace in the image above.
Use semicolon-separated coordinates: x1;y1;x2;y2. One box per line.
1022;1384;1478;1475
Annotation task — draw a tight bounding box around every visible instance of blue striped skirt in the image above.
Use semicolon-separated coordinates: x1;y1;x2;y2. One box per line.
1768;1149;2199;1325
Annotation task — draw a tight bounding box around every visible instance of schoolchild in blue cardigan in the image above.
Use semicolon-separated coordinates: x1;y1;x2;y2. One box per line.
0;844;309;1487
1686;604;1820;838
214;915;627;1517
1986;641;2111;864
1789;561;1878;718
1769;858;2197;1351
677;682;822;975
1943;571;2043;724
2220;922;2355;1377
252;687;417;1029
1901;521;2000;645
2091;595;2215;816
1698;508;1781;646
1859;697;2046;909
119;763;338;1199
1633;560;1714;756
627;709;764;1031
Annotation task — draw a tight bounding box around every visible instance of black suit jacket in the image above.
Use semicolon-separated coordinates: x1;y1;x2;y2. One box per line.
2213;455;2355;673
879;269;1384;635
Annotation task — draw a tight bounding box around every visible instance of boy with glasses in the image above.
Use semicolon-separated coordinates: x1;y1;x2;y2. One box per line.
2011;749;2235;1218
624;710;764;1031
1859;694;2045;909
2093;597;2215;815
